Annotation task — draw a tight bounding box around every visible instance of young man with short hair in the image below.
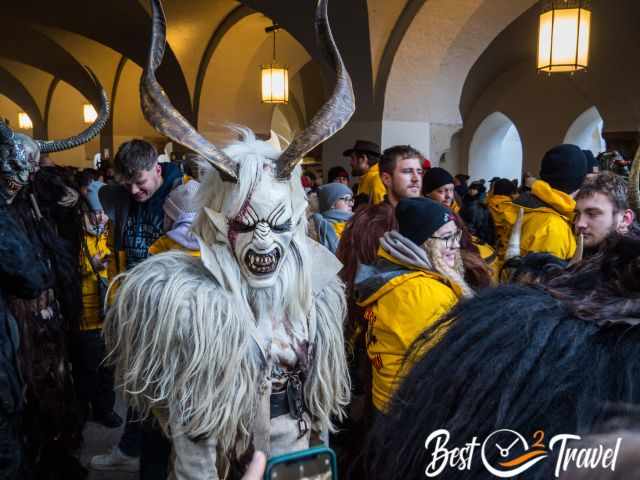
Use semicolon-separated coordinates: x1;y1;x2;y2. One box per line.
574;171;635;252
99;139;184;272
379;145;424;207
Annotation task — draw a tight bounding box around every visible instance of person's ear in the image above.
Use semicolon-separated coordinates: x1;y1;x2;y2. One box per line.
155;162;162;176
619;209;635;231
380;171;392;189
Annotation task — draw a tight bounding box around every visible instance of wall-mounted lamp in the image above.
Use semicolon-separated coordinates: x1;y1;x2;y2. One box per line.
84;104;98;124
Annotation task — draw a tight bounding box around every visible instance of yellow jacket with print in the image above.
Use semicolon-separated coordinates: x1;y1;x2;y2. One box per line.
505;180;576;260
148;235;201;257
80;229;111;331
355;247;461;412
357;163;386;205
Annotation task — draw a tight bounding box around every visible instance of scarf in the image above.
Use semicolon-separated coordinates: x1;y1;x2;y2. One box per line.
379;230;433;271
312;209;352;254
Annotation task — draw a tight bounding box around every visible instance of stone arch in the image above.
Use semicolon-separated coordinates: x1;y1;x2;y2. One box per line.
563;106;605;156
469;112;523;181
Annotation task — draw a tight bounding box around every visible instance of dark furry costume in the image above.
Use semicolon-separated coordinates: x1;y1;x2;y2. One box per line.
364;235;640;480
7;188;85;479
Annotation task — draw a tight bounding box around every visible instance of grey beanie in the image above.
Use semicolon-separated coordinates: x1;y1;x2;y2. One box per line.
318;182;353;212
86;180;105;212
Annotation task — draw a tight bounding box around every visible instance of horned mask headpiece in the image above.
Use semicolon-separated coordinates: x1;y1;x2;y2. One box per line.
140;0;355;183
0;67;109;199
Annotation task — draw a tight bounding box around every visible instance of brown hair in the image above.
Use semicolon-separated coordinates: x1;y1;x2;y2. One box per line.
379;145;424;177
576;171;629;213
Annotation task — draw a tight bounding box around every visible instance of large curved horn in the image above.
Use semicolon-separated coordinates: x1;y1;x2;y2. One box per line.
629;144;640;217
36;67;110;153
276;0;355;179
505;207;524;260
141;0;237;183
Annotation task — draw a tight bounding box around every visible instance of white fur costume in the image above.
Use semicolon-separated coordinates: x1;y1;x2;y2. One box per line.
105;0;354;478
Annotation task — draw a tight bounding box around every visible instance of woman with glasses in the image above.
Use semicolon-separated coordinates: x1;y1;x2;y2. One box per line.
354;197;477;415
310;182;354;254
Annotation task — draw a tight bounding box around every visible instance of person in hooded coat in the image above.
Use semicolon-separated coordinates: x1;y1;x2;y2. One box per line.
506;145;587;260
354;198;475;414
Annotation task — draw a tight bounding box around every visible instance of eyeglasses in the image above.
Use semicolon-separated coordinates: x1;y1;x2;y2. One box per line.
338;195;354;204
430;230;462;249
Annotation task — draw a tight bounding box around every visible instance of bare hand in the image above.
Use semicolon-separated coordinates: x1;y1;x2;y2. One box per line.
242;451;267;480
90;254;108;272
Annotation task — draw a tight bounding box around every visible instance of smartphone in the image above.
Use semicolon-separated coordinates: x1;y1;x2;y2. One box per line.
264;446;337;480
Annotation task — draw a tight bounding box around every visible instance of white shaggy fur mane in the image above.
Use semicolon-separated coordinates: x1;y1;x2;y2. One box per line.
105;127;349;466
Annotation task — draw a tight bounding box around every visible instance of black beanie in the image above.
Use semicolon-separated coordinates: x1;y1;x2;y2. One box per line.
493;178;517;196
539;144;587;194
396;197;454;246
582;149;598;173
422;167;454;194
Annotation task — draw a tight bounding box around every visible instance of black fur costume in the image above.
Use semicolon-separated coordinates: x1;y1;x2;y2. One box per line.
364;235;640;480
6;188;85;479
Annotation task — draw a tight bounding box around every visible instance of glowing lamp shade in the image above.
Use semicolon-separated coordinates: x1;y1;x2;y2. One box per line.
261;64;289;104
18;112;33;130
83;104;98;124
537;1;591;73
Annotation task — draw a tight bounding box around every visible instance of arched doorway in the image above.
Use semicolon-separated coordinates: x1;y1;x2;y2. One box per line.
563;106;605;155
469;112;523;181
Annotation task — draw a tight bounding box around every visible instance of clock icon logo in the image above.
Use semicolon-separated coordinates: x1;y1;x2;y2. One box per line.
481;429;548;478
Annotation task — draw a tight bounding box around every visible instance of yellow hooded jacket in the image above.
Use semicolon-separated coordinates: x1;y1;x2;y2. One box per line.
487;194;516;260
356;248;461;412
358;163;386;205
505;180;576;260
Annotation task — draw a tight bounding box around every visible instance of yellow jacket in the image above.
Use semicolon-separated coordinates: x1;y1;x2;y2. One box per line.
451;199;461;214
472;236;499;283
80;230;111;331
356;248;461;412
358;163;386;205
148;235;201;257
505;180;576;260
487;194;517;260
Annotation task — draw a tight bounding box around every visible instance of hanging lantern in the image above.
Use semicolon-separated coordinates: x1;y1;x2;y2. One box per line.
18;112;33;129
537;0;591;73
261;23;289;104
84;104;98;124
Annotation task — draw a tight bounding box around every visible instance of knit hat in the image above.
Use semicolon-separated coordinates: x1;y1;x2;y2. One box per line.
422;167;454;194
582;149;598;172
493;178;517;196
86;180;105;212
163;180;201;221
396;197;454;246
318;182;353;212
540;144;587;194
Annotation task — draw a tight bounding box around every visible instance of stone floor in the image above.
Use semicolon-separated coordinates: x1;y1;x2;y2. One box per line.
80;395;137;480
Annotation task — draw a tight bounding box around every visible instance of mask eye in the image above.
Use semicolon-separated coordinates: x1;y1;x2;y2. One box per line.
230;220;255;233
271;220;292;233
